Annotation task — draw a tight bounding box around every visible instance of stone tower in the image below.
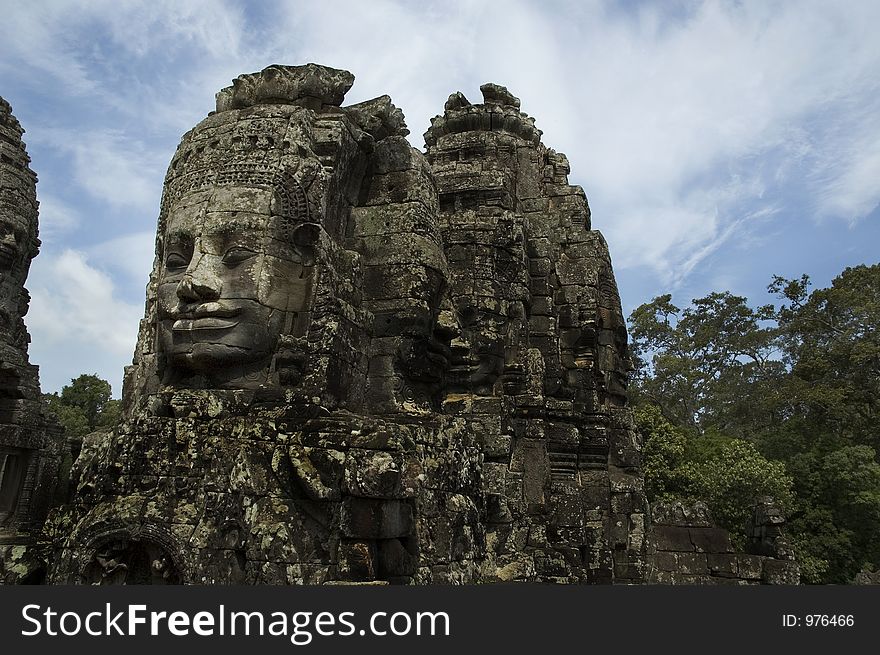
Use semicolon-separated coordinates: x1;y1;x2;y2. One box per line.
45;66;645;584
424;84;647;582
0;96;64;583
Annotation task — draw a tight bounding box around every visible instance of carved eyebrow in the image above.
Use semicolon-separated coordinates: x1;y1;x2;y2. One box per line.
212;223;246;237
165;228;193;243
162;231;193;260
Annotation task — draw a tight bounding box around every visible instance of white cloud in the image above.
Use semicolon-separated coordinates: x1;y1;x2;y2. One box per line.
811;126;880;223
96;0;246;59
87;231;156;289
5;0;880;390
0;0;99;96
26;248;140;355
30;127;166;213
0;0;245;97
35;194;79;243
254;0;880;285
530;0;880;282
25;249;141;395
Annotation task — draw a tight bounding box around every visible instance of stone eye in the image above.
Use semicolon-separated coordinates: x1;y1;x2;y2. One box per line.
222;247;257;266
165;252;189;270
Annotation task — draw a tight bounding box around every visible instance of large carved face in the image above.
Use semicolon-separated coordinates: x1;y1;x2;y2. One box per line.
156;186;313;384
444;234;528;396
445;296;513;395
0;216;25;272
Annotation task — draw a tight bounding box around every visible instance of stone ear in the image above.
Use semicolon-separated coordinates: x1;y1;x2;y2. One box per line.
291;222;320;265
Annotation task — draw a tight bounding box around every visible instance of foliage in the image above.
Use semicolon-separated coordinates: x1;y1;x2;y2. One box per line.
42;395;90;438
687;439;793;547
43;373;119;438
58;374;112;428
629;263;880;583
638;404;689;501
97;399;122;428
629;291;783;439
636;404;793;549
784;444;880;583
771;265;880;453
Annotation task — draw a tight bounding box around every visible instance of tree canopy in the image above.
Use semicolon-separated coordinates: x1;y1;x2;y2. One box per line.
629;263;880;583
43;373;121;439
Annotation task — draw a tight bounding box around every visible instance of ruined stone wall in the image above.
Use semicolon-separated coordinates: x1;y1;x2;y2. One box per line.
0;96;64;583
649;501;799;584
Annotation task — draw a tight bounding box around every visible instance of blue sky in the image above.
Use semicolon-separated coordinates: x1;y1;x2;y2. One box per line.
1;0;878;397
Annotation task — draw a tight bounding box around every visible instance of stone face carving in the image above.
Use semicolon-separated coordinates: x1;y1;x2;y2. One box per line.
49;64;452;585
0;100;39;353
36;66;794;585
156;183;317;388
0;97;64;584
126;71;334;398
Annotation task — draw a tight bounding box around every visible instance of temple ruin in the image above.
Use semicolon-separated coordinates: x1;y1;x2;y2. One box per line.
0;66;798;585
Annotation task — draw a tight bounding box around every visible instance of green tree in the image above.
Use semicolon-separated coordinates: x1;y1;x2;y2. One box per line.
770;265;880;453
43;373;119;437
636;404;793;549
784;445;880;583
42;395;89;438
59;374;111;428
629;263;880;582
97;399;122;428
688;439;793;546
637;403;690;500
629;291;783;440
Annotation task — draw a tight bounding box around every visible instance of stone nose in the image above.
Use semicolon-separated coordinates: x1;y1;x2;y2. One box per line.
177;255;222;303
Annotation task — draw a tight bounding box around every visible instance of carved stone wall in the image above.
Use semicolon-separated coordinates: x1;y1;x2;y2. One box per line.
0;96;64;584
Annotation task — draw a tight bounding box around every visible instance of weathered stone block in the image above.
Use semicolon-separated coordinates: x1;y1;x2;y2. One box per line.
654;551;678;572
371;136;425;174
674;552;708;576
550;494;584;528
707;553;739;578
654;526;695;552
689;527;733;554
762;558;799;585
736;555;765;580
377;538;417;577
344;449;407;499
337;540;377;580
